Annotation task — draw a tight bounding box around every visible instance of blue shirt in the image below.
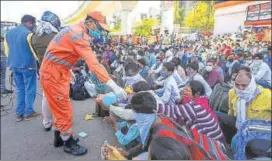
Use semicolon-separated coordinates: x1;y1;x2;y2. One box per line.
264;56;271;68
5;25;37;68
115;121;140;146
139;66;150;79
148;52;156;68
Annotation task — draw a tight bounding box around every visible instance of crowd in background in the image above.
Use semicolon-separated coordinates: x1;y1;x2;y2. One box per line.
71;29;271;160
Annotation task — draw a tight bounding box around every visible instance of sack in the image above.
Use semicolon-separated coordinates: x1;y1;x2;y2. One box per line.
233;120;272;160
209;83;231;113
155;114;230;160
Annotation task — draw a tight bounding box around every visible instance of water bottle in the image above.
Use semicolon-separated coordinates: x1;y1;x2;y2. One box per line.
104;140;108;146
102;92;118;106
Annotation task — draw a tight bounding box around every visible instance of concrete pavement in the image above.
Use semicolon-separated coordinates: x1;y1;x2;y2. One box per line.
1;82;118;160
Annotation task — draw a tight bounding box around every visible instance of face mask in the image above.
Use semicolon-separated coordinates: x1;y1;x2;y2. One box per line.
228;59;234;62
245;60;253;66
253;60;262;65
88;28;102;38
262;48;268;52
160;70;168;78
234;87;252;100
205;66;213;72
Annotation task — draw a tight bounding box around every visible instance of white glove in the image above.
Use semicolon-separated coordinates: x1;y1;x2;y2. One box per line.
106;79;127;99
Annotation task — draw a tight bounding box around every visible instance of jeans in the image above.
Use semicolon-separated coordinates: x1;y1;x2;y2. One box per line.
256;80;271;89
11;68;37;116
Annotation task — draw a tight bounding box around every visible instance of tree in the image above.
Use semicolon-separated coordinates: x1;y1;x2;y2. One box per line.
184;1;215;31
156;14;162;24
174;1;185;26
110;13;121;33
132;18;158;37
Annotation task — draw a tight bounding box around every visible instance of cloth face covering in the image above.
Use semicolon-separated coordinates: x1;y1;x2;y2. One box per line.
234;76;259;129
135;113;156;146
35;21;59;36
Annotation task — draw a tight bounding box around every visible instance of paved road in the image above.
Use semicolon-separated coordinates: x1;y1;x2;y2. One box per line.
1;81;118;160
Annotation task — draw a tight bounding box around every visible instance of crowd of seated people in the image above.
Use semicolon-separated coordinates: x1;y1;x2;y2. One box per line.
69;32;271;160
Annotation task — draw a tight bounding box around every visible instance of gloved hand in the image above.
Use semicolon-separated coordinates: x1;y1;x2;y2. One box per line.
106;79;127;99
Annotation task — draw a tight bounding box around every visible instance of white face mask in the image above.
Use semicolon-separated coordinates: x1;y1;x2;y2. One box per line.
245;60;253;66
205;66;213;72
253;60;263;65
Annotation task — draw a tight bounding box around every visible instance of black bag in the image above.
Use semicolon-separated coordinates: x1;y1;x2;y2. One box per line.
71;87;89;100
209;82;231;114
71;72;90;100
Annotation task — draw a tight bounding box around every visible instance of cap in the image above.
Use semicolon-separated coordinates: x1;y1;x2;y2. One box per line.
87;11;109;31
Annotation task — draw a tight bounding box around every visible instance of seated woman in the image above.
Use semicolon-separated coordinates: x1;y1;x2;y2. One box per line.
216;66;271;158
101;92;230;160
157;80;226;144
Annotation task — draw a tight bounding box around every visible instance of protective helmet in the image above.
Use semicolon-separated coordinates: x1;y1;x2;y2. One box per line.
41;11;61;30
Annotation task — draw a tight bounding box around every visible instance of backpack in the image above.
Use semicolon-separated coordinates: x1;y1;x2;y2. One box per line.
233;120;272;160
209;83;231;114
71;72;89;100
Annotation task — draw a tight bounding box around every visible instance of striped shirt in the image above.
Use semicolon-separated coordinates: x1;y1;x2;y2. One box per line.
156;102;225;143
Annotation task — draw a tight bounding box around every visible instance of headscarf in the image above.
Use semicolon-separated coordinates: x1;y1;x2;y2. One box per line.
234;76;260;129
35;20;59;36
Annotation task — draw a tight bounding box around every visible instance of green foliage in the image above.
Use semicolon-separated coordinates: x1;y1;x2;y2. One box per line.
110;14;122;33
184;1;215;31
132;18;158;37
174;1;185;26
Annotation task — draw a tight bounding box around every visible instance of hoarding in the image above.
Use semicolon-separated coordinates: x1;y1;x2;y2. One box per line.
246;2;271;21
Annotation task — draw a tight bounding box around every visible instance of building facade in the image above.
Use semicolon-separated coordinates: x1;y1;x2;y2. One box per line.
213;0;271;39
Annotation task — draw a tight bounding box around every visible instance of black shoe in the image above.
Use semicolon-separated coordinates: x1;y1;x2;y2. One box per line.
54;131;79;147
63;136;88;156
44;125;52;132
54;131;64;147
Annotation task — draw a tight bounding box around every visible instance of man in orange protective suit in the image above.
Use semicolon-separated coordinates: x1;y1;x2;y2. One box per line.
39;11;127;156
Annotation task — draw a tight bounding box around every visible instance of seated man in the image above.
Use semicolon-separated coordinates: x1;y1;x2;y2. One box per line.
154;62;180;105
137;58;150;80
251;53;271;88
171;57;188;87
216;66;271;158
203;58;224;89
103;114;140;150
186;63;212;98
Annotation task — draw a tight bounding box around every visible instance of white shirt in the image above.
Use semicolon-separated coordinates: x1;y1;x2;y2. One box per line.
192;73;212;97
253;62;271;84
